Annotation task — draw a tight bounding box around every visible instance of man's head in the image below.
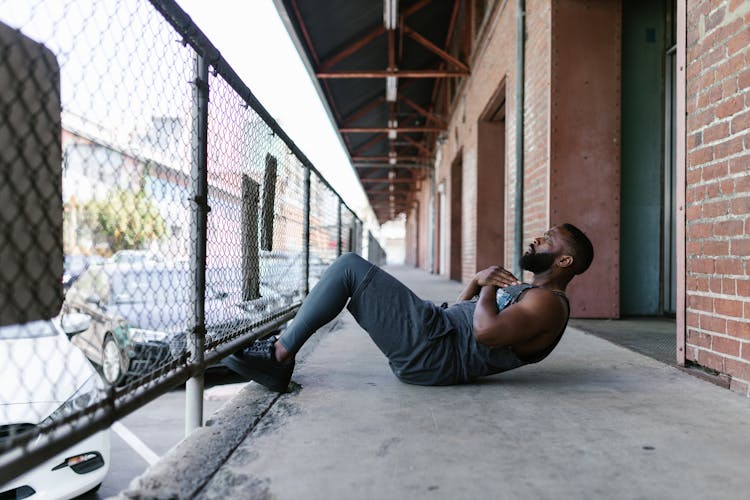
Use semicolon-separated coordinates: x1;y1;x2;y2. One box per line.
520;223;594;278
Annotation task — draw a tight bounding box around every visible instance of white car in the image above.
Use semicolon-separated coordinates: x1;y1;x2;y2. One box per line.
0;314;111;500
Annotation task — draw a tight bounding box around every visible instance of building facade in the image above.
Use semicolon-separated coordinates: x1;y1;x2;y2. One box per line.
404;0;749;396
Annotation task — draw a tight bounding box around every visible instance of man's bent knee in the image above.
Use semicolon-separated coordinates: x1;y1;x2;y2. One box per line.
331;252;365;270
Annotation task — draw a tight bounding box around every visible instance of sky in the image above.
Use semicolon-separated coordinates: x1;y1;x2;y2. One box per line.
176;0;376;228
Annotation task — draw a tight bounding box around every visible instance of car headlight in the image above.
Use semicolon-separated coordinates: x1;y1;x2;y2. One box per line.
43;374;103;424
129;328;168;343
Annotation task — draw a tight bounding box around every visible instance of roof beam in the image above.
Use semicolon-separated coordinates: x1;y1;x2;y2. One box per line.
400;96;446;128
343;127;443;134
342;96;385;126
372;201;414;208
401;135;432;157
318;0;433;71
354;163;429;169
402;25;469;72
353;133;388;155
320;26;387;71
317;70;468;79
290;0;319;66
360;178;418;184
352;155;425;161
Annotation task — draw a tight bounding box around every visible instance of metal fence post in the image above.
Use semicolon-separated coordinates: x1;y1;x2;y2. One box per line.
302;166;311;296
336;198;343;257
186;53;209;435
242;175;261;301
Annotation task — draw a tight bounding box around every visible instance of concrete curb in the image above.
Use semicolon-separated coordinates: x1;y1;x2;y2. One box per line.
115;319;340;499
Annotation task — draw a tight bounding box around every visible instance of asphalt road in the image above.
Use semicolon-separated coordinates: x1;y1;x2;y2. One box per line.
78;367;249;499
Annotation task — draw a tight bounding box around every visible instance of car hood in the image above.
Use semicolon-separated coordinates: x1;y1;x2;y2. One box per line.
111;302;193;333
0;334;95;424
111;297;272;333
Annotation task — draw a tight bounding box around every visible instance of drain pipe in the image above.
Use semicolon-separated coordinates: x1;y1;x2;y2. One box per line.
513;0;526;278
428;168;436;273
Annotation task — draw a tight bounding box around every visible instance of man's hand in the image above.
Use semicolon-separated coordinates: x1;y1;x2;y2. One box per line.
475;266;521;288
456;266;521;302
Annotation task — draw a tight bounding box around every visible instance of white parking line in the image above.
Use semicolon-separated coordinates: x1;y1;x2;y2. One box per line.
112;421;160;466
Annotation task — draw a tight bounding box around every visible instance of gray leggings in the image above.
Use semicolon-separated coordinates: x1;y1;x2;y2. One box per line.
278;253;459;385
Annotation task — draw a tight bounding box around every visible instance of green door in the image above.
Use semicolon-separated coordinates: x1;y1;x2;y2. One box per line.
621;0;676;316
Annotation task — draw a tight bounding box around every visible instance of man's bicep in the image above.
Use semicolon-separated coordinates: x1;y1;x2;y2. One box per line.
475;299;546;347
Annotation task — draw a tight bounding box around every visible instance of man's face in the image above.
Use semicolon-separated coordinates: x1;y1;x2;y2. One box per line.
520;226;566;273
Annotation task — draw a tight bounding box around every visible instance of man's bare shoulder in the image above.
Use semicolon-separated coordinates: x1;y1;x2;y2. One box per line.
514;287;568;321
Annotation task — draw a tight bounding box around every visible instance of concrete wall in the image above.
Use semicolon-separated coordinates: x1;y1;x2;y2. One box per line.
684;0;750;397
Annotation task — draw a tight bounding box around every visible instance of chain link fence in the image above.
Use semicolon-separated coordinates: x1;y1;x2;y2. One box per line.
0;0;364;492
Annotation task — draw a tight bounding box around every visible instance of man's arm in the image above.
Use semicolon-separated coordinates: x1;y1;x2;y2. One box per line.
457;266;520;302
473;286;563;348
456;276;480;302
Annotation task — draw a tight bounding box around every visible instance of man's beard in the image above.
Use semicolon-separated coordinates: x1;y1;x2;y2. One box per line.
520;251;555;273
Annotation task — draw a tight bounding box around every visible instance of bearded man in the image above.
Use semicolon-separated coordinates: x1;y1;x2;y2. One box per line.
225;224;594;392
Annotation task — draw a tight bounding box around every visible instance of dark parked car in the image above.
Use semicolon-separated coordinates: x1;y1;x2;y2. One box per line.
63;262;285;385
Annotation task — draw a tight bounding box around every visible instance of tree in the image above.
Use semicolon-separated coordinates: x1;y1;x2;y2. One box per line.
82;189;167;253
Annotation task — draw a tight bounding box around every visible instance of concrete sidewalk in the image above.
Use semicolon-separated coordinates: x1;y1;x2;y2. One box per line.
122;265;750;500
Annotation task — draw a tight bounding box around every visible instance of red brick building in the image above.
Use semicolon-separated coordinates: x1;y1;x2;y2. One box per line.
683;0;749;395
403;0;749;396
279;0;748;396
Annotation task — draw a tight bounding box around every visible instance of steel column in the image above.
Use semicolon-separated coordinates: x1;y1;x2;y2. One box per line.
675;0;686;365
337;198;343;256
513;0;525;278
186;53;209;435
302;167;311;295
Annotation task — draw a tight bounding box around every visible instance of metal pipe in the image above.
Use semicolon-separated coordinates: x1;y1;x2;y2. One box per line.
302;167;311;295
675;0;687;365
337;198;343;256
428;169;436;273
513;0;525;278
186;53;210;435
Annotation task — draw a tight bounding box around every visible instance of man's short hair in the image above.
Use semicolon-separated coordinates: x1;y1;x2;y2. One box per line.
561;223;594;275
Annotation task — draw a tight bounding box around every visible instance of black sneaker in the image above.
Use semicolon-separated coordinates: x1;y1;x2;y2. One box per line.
223;337;294;392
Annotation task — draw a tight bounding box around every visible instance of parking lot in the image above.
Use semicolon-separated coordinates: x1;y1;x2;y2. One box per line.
83;368;247;499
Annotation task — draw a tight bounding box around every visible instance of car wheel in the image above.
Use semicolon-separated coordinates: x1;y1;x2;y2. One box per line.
101;334;125;385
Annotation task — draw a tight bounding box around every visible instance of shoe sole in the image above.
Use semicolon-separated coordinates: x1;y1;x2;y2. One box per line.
223;354;291;393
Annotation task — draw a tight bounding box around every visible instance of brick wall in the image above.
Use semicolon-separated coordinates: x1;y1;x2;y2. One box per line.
424;0;554;282
430;0;518;281
685;0;750;396
521;0;552;278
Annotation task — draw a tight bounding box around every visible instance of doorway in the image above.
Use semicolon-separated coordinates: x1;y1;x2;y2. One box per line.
450;153;463;281
663;0;677;315
476;83;506;271
621;0;676;316
437;182;448;275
